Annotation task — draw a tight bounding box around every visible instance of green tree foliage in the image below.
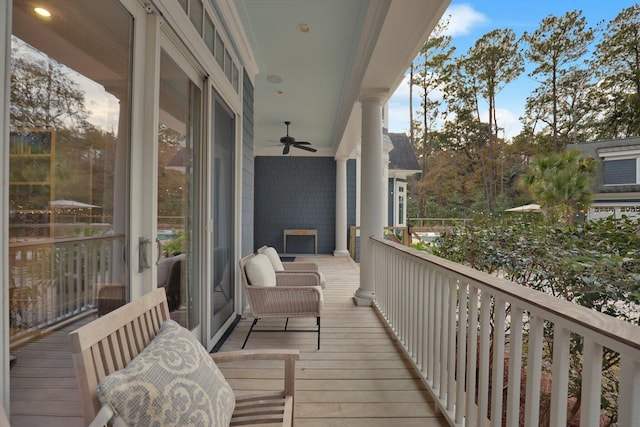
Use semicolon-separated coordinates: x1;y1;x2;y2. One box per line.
459;29;524;210
520;150;595;224
592;4;640;138
410;20;455;175
405;5;640;219
523;11;595;152
434;215;640;424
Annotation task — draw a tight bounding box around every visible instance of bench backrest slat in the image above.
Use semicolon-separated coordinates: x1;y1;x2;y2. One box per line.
69;288;170;424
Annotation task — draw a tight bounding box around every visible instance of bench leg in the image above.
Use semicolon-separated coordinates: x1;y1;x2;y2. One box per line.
242;318;258;349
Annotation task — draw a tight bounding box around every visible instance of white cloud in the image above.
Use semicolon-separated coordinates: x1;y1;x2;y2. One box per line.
443;4;488;37
387;74;412;133
478;107;522;138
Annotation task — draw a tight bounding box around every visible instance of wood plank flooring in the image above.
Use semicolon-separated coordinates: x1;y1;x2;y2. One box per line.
9;255;446;426
218;255;447;427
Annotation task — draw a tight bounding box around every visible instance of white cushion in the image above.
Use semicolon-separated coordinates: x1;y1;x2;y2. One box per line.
97;319;235;427
245;254;276;287
258;246;285;272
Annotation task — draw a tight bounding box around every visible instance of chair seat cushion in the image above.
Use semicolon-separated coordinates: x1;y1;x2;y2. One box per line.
97;319;235;427
245;254;277;287
258;246;285;272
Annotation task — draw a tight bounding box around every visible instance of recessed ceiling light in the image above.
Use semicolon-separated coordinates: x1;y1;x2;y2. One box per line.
297;23;310;34
266;74;282;84
34;7;51;18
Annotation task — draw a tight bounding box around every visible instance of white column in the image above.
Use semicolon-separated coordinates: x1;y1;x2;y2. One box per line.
334;157;349;256
355;89;387;306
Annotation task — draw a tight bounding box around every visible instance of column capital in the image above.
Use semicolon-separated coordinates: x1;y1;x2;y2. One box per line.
359;88;389;104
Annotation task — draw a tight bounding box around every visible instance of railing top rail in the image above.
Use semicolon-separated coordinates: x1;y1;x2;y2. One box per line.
9;233;125;249
371;236;640;352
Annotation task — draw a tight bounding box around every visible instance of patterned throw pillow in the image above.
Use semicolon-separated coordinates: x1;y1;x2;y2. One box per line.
97;319;235;426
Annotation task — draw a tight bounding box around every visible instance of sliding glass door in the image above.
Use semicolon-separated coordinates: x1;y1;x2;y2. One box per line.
156;47;201;332
210;93;235;340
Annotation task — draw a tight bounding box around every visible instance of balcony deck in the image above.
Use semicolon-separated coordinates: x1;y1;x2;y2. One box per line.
10;254;447;426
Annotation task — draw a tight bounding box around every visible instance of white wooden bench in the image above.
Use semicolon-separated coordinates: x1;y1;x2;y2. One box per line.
69;288;298;426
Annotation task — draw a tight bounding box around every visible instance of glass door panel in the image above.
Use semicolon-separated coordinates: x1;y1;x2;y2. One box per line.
156;49;201;331
210;94;235;338
9;0;132;343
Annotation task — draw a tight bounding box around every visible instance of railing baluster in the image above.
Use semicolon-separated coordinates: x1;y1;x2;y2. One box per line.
434;271;443;393
524;315;544;427
439;272;448;400
447;276;457;412
491;298;506;425
478;292;491;424
506;306;523;427
618;355;640;427
466;285;479;425
421;265;429;376
580;338;602;427
412;261;419;362
427;268;436;383
550;325;570;426
455;281;468;424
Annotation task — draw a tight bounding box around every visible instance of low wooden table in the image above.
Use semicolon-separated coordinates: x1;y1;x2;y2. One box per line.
283;229;317;254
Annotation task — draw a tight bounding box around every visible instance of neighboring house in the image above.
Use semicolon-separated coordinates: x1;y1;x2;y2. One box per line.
387;131;421;227
1;0;451;405
569;138;640;220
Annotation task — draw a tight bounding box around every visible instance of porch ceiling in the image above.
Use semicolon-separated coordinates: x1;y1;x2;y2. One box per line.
234;0;450;158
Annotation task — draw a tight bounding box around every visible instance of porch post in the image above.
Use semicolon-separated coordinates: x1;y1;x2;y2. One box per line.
334;157;349;256
354;89;387;306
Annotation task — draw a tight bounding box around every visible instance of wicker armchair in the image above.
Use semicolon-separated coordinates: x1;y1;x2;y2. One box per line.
96;284;126;316
257;245;325;288
240;253;323;349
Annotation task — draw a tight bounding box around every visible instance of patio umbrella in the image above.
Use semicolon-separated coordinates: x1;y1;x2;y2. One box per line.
505;203;542;213
50;199;99;209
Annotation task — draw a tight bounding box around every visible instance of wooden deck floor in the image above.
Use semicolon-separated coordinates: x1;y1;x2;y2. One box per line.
9;255;446;426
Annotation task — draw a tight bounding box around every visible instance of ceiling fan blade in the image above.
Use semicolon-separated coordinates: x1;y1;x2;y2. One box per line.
283;144;290;155
294;144;317;153
293;141;311;145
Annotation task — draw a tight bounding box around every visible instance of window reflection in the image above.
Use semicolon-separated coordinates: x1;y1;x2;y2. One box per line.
9;0;132;341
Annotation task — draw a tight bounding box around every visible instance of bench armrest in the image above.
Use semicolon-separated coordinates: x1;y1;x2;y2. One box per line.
212;349;299;396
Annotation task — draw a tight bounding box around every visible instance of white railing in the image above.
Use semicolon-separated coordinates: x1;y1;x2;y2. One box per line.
9;234;125;342
372;237;640;427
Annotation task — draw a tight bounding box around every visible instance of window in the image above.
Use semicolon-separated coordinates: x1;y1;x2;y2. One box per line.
603;158;638;185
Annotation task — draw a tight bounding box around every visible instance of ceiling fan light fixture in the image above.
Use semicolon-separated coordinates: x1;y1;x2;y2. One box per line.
297;23;310;34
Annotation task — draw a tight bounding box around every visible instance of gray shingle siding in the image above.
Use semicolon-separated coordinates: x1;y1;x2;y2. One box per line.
242;71;254;257
254;157;336;254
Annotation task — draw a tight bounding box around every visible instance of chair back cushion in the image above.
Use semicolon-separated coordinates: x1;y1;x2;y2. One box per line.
245;253;277;287
96;319;235;426
258;246;285;272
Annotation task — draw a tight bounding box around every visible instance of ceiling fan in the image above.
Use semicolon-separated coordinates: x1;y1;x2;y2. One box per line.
279;121;317;155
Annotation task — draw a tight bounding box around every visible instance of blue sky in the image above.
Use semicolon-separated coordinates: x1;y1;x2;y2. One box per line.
387;1;639;138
